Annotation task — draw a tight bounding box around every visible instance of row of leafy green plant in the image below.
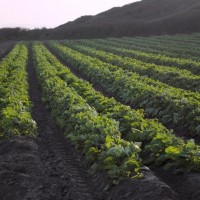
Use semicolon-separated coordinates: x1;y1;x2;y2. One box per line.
47;41;200;136
81;38;200;75
107;37;200;61
34;43;200;176
130;34;200;48
62;40;200;93
33;43;143;182
143;34;200;47
0;43;37;138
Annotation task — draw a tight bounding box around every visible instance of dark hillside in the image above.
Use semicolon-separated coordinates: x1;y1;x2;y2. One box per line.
54;0;200;38
1;0;200;40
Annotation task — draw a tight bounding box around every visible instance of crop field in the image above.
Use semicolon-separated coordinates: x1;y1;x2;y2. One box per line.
1;34;200;200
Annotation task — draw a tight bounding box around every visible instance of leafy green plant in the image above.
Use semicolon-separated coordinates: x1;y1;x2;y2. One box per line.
34;42;200;177
0;44;37;138
33;43;142;182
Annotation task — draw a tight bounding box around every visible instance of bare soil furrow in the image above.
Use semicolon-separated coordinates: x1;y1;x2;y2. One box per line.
0;42;15;61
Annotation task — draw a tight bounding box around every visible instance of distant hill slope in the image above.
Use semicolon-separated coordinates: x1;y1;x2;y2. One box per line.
1;0;200;40
54;0;200;38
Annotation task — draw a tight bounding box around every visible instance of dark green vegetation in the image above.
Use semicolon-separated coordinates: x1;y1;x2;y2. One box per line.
1;33;200;182
1;0;200;40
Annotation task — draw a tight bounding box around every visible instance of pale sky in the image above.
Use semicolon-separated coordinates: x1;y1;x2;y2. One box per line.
0;0;140;29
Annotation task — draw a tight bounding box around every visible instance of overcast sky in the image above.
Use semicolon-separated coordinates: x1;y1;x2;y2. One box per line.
0;0;140;29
